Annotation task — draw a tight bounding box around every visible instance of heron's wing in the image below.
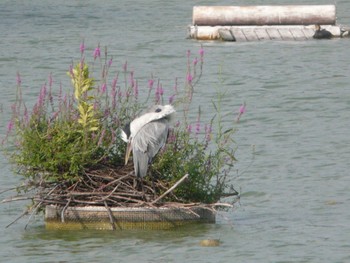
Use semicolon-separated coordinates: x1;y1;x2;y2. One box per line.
133;119;169;157
132;119;169;178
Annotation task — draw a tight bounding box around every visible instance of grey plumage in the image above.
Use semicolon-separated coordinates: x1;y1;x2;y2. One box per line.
121;105;175;178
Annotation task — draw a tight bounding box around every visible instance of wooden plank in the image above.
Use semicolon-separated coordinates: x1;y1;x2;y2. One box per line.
187;25;347;41
230;28;248;41
193;5;336;26
255;28;270;40
290;28;307;40
218;29;235;41
266;28;282;40
303;28;316;39
278;28;295;40
241;28;259;41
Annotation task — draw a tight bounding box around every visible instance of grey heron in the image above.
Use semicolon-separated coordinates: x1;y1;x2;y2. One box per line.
121;104;176;179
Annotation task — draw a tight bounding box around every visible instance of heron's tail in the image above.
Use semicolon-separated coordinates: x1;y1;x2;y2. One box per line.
134;150;149;178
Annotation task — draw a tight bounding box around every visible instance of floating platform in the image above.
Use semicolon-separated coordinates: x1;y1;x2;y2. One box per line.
188;25;350;41
188;5;350;41
45;205;216;230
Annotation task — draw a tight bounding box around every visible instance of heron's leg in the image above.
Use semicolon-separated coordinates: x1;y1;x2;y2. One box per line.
129;170;138;189
139;177;145;193
138;177;148;201
151;177;156;194
132;178;137;189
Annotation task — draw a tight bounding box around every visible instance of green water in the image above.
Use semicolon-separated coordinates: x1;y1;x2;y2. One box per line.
1;0;350;262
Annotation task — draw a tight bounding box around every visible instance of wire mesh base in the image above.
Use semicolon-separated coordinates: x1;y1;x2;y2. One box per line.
45;205;216;230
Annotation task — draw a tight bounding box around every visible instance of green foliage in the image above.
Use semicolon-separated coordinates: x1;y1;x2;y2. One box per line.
7;56;134;181
152;134;221;203
3;44;240;204
70;63;99;132
151;109;236;204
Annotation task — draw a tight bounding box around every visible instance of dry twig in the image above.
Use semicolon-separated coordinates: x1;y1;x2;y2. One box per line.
2;166;238;228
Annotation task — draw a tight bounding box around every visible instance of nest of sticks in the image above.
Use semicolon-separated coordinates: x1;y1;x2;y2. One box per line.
35;164;192;207
2;164;239;228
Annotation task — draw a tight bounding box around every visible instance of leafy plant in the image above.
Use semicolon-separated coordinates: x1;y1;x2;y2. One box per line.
2;43;242;204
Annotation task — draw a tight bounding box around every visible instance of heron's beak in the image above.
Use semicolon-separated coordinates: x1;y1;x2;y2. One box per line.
124;141;132;165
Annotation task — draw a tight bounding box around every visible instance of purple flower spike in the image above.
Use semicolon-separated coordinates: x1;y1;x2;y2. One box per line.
167;131;176;143
108;58;113;67
159;85;164;96
187;124;192;134
199;46;204;63
37;84;47;107
155;84;164;103
6;120;14;134
195;122;201;134
187;50;191;58
168;94;175;104
101;83;107;93
148;79;154;90
49;73;53;87
239;103;246;115
205;124;212;143
134;82;139;98
69;65;74;77
187;73;193;84
80;41;85;54
93;45;101;60
199;46;204;58
236;102;246;123
111;76;118;90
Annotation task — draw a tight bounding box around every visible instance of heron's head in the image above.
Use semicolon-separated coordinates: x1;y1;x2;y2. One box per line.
120;122;131;143
315;24;321;31
146;104;176;121
152;104;175;115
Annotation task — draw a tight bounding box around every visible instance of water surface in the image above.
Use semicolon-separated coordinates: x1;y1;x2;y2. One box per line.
1;0;350;262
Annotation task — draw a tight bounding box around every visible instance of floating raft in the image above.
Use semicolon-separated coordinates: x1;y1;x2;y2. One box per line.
45;205;216;230
188;5;350;41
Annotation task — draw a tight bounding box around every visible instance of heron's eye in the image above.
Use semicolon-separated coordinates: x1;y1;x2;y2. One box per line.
155;108;162;113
